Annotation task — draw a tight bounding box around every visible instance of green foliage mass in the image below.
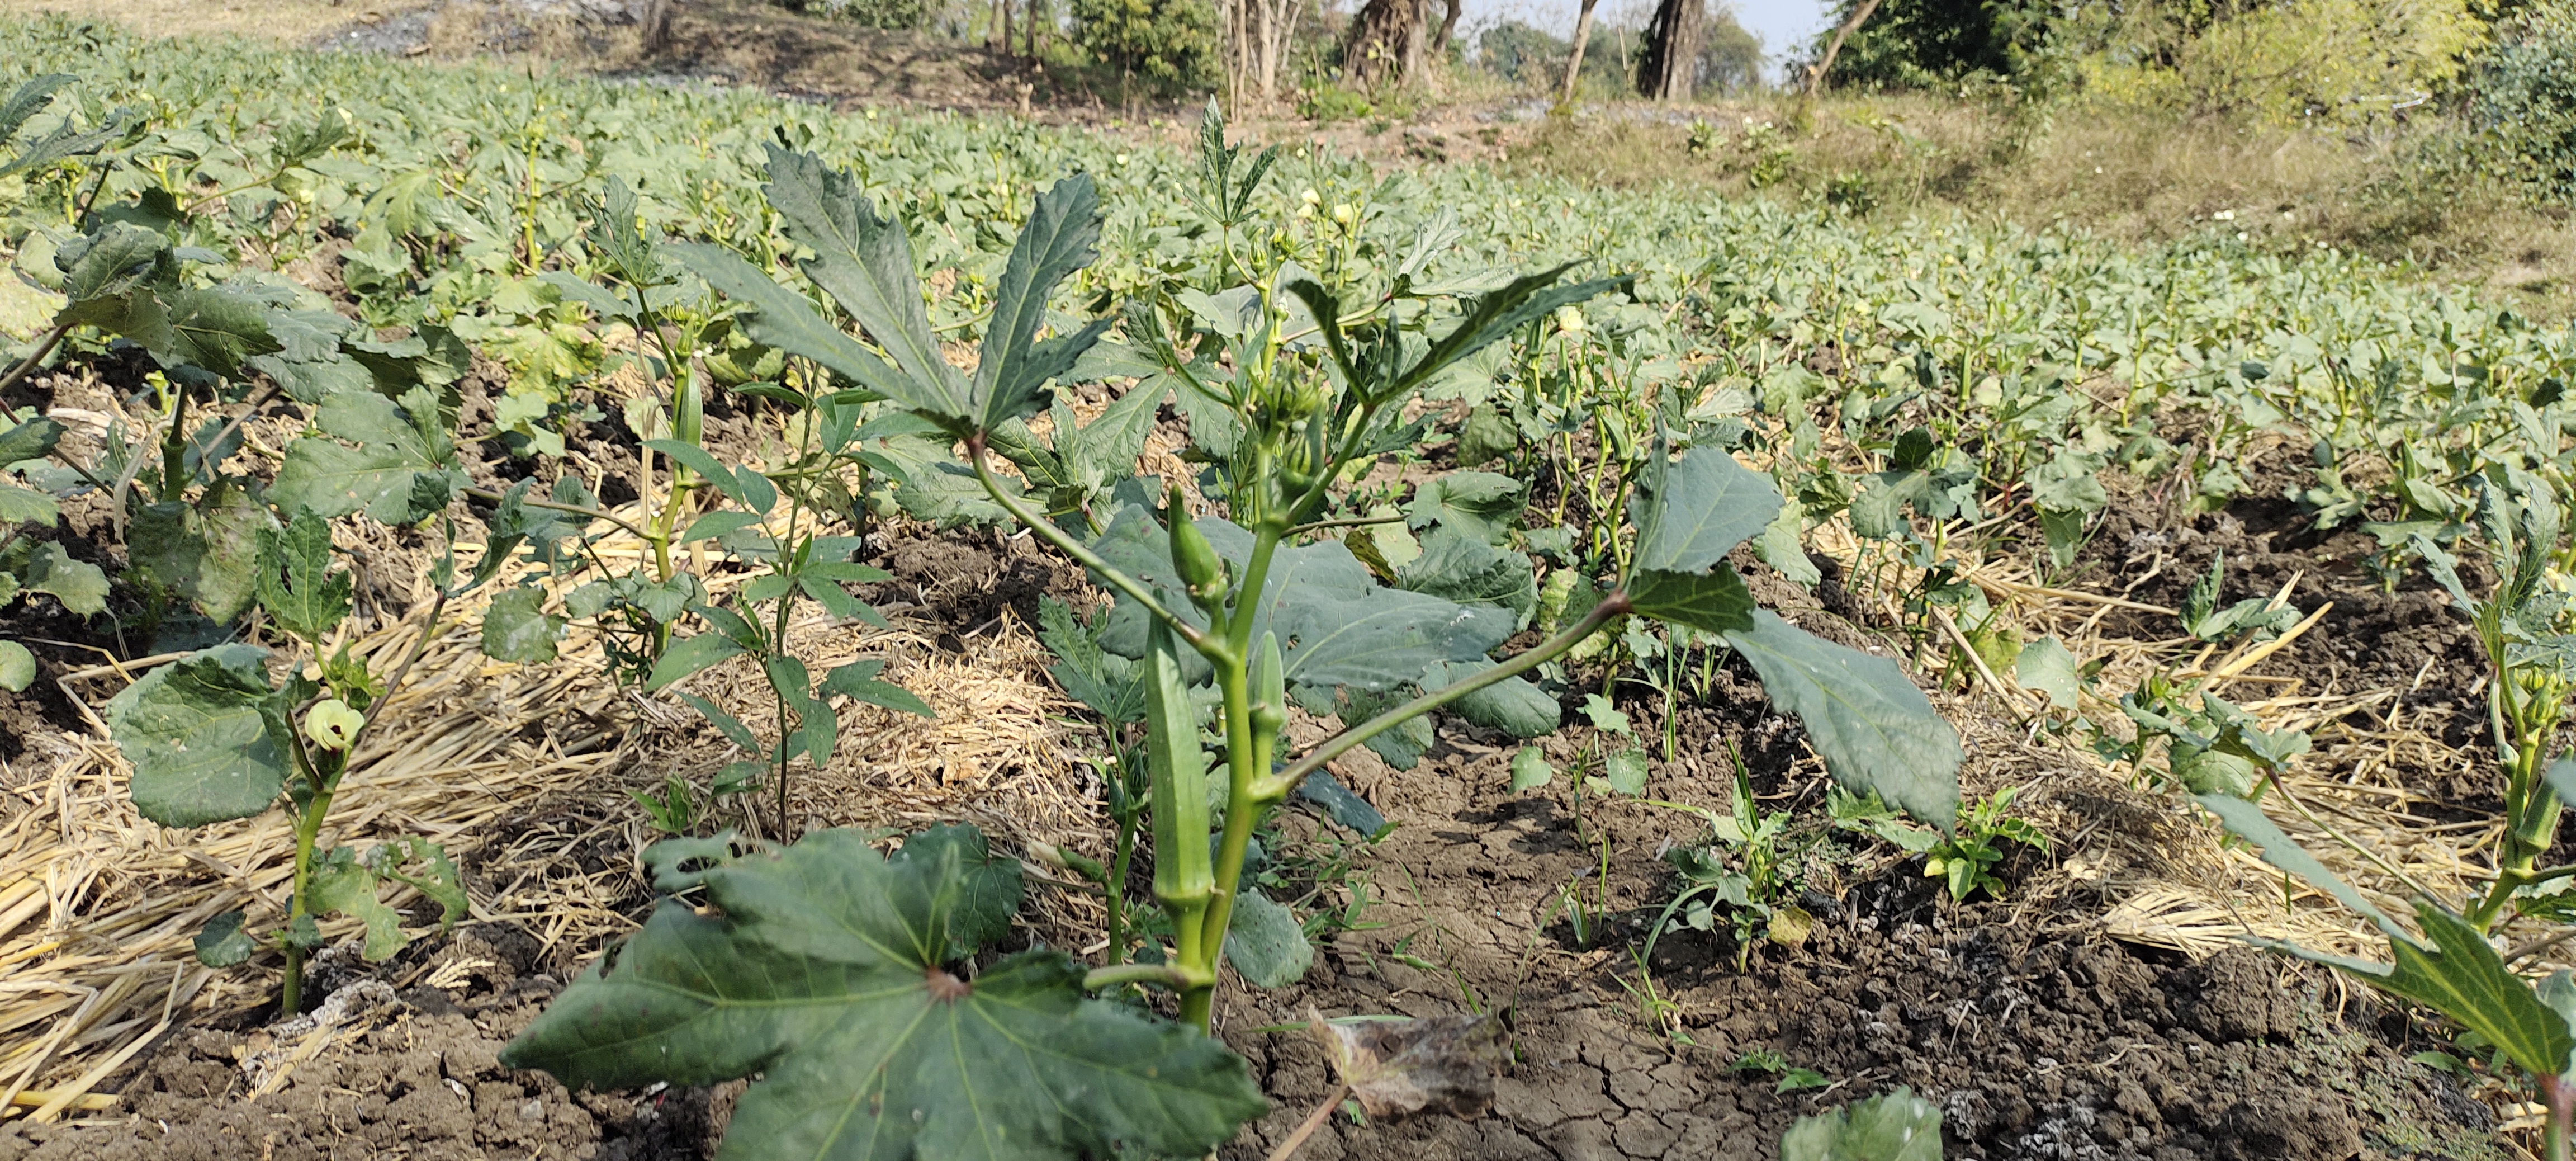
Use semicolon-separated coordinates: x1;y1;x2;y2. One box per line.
1069;0;1219;95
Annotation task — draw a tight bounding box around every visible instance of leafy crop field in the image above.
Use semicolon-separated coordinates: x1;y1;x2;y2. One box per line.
0;12;2569;1161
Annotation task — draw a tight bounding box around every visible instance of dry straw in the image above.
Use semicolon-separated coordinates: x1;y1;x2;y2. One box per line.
0;501;1104;1122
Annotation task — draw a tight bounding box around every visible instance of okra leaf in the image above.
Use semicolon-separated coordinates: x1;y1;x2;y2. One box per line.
667;243;933;414
0;417;66;467
306;846;408;961
1722;611;1961;828
1631;444;1783;575
1399;526;1536;626
1627;565;1756;635
255;509;352;642
821;658;935;719
1403;471;1525;545
481;586;565;664
646;632;747;691
643;439;750;506
107;644;290;828
2014;636;2081;710
974;174;1106;431
1225;889;1314;988
756;146;966;419
1272;584;1512;692
54;221;166;302
20;541;106;615
675;691;763;753
1419;658;1560;738
0;484;54;528
1780;1087;1943;1161
1395;267;1628;398
0;640;30;692
268;390;457;524
1037;597;1145;724
501;825;1266;1161
1297;768;1391;835
680;511;765;543
193;909;255;968
0;74;72;143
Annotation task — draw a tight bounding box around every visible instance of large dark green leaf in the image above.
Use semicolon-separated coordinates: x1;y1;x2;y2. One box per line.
106;645;290;828
19;541;106;615
501;825;1266;1161
1418;659;1560;738
1393;268;1629;398
757;147;966;418
1627;565;1756;635
0;74;71;143
1722;611;1959;828
54;222;167;304
1267;571;1504;690
973;174;1104;430
1399;525;1536;626
1224;889;1313;988
1631;445;1782;575
150;286;283;377
0;417;66;467
268;390;457;523
1403;472;1524;545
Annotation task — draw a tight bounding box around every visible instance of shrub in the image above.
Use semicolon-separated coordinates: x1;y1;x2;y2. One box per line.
2463;2;2576;205
1070;0;1219;96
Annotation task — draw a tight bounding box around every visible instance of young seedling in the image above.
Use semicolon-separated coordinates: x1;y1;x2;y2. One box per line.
109;512;468;1012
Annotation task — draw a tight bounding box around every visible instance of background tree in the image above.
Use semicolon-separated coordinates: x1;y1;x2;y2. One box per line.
1637;0;1704;101
1344;0;1428;87
1560;0;1603;102
1072;0;1219;97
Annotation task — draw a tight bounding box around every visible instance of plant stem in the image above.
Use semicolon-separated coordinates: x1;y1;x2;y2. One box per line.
1081;962;1204;992
0;323;71;396
967;436;1209;650
1264;592;1633;800
2547;1073;2573;1161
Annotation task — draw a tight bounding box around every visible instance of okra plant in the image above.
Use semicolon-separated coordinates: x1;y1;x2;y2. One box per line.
2203;470;2576;1160
504;105;1963;1159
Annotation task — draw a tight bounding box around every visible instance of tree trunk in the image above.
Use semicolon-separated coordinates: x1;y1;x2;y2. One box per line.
1803;0;1880;97
1559;0;1601;104
1431;0;1462;55
1343;0;1424;88
639;0;673;56
988;0;1009;51
1636;0;1699;101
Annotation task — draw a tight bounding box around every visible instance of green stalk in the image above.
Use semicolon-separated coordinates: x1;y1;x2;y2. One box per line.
1263;592;1633;800
2547;1074;2573;1161
277;748;343;1016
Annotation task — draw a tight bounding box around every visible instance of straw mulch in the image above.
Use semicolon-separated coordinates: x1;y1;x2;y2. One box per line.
1804;517;2554;979
0;507;1104;1125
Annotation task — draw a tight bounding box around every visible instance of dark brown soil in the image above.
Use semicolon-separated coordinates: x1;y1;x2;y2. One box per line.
1216;764;2496;1160
0;927;723;1161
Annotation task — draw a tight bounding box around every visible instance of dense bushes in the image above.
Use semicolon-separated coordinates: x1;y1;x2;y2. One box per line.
1067;0;1218;94
2463;2;2576;205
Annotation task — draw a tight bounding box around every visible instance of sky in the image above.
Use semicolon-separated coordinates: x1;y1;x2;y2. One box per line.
1453;0;1835;69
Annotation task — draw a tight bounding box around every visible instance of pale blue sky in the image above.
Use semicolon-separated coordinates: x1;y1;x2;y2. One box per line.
1456;0;1834;65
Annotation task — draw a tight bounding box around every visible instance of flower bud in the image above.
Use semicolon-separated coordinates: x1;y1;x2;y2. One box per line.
1166;486;1227;610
